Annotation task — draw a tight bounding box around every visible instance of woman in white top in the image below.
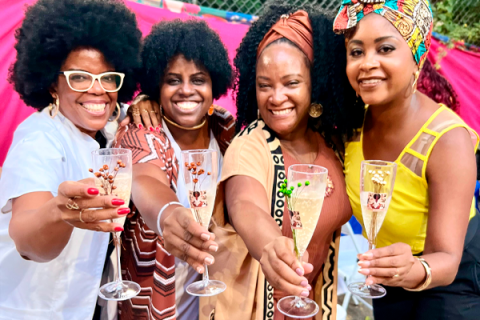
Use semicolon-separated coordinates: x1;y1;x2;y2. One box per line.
114;19;235;319
0;0;141;319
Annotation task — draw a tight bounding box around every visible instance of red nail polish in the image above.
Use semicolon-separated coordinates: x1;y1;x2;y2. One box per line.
156;126;160;132
118;208;130;215
149;126;154;132
114;226;124;232
138;124;143;129
112;198;125;206
87;188;99;195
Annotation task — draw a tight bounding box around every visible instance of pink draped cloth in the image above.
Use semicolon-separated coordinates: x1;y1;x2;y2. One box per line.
0;0;479;165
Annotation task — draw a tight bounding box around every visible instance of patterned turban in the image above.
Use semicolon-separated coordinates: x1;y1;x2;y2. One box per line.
333;0;433;68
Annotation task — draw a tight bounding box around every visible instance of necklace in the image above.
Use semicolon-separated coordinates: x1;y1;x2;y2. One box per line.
162;114;207;131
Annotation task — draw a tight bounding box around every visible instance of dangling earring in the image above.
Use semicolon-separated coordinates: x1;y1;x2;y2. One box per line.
108;103;121;122
309;103;323;118
208;105;214;116
257;109;262;120
412;70;420;94
48;95;59;119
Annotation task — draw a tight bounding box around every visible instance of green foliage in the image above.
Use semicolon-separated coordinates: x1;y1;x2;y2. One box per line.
432;0;480;46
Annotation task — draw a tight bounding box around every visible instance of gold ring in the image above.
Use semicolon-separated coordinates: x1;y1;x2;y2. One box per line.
132;109;140;116
66;198;80;210
150;110;156;114
142;109;149;113
79;210;85;223
393;273;400;278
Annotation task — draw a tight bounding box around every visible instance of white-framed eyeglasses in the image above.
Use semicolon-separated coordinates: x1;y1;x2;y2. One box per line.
59;71;125;92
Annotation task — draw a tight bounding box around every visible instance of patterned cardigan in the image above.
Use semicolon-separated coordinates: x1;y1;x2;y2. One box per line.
114;106;235;320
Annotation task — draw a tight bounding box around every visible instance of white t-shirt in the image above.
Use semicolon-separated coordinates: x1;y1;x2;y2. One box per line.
0;109;111;320
162;120;223;320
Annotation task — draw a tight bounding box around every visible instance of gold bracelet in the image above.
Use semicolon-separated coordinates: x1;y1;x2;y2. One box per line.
404;256;432;292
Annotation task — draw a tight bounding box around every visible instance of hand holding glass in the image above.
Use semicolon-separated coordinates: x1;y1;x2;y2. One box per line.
181;149;226;297
347;160;397;298
277;164;328;318
92;148;141;301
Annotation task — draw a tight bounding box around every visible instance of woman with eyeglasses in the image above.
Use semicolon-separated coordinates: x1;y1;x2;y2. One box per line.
0;0;141;319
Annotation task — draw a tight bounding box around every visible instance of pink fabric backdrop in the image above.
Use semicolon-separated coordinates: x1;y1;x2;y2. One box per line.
0;0;479;165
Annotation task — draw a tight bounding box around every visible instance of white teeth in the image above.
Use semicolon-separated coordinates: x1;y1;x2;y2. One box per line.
362;79;382;84
82;103;107;111
176;102;199;110
271;108;294;115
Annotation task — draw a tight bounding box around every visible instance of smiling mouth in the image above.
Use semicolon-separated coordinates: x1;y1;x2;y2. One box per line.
271;108;294;115
359;79;384;85
175;101;200;110
80;103;107;113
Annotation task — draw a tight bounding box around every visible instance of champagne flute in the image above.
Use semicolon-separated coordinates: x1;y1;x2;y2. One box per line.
277;164;328;318
181;149;226;297
91;148;141;301
347;160;397;298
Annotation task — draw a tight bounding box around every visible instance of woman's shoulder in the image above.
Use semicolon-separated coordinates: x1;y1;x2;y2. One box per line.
10;111;64;155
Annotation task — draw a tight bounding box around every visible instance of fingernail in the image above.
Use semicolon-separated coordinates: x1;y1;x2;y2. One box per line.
296;268;304;276
87;188;99;195
300;291;309;297
307;285;312;291
137;124;143;129
209;245;218;252
149;126;154;132
359;269;370;275
156;126;161;132
204;256;214;265
118;208;130;215
112;199;125;206
300;280;308;287
196;266;204;273
362;253;373;259
114;226;124;232
358;261;370;267
200;233;211;241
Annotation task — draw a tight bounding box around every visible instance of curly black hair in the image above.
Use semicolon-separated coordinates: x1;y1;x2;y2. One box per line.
417;59;460;112
139;19;233;102
9;0;142;110
234;2;364;144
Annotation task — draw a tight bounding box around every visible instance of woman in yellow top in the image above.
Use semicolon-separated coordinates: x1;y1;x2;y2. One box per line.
334;1;480;319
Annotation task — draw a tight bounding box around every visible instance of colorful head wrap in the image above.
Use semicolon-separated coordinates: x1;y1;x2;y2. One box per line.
257;10;314;62
333;0;433;68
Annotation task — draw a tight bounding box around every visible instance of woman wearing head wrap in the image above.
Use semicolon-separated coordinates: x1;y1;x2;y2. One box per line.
335;1;480;319
196;3;360;319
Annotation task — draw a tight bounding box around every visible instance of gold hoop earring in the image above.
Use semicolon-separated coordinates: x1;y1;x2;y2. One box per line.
48;96;59;119
109;103;121;122
412;71;420;94
309;103;323;118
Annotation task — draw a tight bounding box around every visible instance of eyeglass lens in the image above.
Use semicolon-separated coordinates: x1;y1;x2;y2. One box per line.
68;73;121;91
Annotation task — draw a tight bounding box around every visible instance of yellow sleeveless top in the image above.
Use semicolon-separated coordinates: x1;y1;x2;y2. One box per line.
344;105;479;254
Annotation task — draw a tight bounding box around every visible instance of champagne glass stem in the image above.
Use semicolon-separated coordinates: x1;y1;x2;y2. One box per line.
203;264;209;288
113;232;123;286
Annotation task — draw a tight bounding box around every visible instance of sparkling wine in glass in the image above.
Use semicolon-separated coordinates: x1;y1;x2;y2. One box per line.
181;149;226;297
277;164;328;318
347;160;397;298
91;148;141;301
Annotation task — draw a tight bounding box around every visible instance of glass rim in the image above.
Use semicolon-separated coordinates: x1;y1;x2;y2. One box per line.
361;160;397;167
288;164;328;174
92;148;132;156
59;70;125;93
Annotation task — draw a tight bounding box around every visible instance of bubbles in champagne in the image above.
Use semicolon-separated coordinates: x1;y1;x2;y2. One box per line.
291;192;324;257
